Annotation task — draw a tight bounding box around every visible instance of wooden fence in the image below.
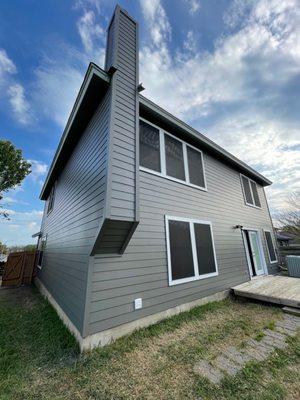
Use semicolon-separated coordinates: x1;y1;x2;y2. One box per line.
1;251;37;287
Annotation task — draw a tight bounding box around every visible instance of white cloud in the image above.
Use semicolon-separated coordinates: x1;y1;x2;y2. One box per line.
0;49;16;81
77;10;104;53
0;49;32;125
27;160;48;183
139;0;300;214
185;0;201;15
30;1;105;128
7;83;31;124
0;209;44;246
140;0;171;47
183;30;197;53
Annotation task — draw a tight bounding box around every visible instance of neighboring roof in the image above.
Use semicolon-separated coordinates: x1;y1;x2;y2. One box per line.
40;63;110;200
40;63;272;199
275;232;295;240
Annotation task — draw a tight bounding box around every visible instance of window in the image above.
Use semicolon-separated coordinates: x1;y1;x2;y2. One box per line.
187;146;205;188
165;216;218;285
165;134;185;181
37;236;47;269
47;182;56;214
140;120;161;172
240;174;261;208
264;230;277;263
139;119;206;191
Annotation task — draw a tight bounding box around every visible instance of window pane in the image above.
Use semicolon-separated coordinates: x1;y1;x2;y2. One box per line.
187;146;205;187
194;223;217;275
165;135;185;181
168;220;194;281
140;120;161;172
250;181;261;207
265;231;277;262
242;176;253;204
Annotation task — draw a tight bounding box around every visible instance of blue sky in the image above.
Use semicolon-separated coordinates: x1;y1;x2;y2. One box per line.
0;0;299;246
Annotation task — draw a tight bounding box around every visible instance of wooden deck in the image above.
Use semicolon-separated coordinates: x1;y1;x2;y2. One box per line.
232;275;300;309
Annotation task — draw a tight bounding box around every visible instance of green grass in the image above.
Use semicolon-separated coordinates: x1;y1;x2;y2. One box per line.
0;286;299;400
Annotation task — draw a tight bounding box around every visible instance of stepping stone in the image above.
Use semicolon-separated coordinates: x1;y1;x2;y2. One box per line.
246;339;274;356
283;307;300;318
275;326;295;336
223;346;253;365
213;355;241;376
264;329;287;342
276;321;298;333
243;346;266;361
261;335;288;350
193;360;224;384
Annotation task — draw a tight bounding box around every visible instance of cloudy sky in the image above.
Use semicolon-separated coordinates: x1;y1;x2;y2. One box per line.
0;0;299;245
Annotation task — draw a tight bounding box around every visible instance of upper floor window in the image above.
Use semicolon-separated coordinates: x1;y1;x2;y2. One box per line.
240;174;261;208
47;182;56;214
139;119;206;191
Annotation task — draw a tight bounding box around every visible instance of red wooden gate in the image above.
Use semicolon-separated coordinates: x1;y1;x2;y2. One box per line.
1;251;36;287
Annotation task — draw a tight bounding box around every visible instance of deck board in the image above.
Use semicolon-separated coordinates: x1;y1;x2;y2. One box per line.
232;275;300;308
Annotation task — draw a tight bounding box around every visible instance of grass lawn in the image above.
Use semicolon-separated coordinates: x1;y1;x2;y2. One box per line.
0;286;299;400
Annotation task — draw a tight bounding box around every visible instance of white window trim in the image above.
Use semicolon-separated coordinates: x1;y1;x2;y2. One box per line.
263;229;278;264
241;227;268;276
240;173;261;209
165;215;218;286
37;235;47;270
140;117;207;192
47;182;57;215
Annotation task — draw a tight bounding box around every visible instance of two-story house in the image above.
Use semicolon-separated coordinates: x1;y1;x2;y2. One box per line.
34;5;279;351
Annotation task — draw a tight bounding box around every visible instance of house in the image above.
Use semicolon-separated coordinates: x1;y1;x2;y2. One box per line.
34;5;279;351
275;231;296;246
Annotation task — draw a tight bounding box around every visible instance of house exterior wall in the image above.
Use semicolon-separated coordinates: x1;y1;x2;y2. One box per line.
85;146;278;336
38;89;111;333
105;6;139;223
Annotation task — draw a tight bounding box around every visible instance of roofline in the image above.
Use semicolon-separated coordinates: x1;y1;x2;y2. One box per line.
40;64;271;200
39;63;110;199
139;95;272;186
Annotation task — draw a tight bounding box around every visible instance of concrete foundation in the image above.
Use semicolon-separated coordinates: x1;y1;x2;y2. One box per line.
35;277;229;352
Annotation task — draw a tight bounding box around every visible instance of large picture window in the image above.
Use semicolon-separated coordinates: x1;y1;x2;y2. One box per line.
165;216;218;285
264;230;277;263
139;119;206;191
240;174;261;208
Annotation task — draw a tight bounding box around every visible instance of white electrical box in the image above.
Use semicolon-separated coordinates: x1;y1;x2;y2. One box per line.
134;298;142;310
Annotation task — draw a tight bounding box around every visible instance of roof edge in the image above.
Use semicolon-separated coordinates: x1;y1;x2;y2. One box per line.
40;64;110;200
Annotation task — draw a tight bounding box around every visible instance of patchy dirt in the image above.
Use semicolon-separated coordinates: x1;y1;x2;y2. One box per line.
0;285;40;309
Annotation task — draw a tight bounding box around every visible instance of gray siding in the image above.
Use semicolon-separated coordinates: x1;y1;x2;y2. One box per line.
92;6;139;254
106;7;138;222
86;150;278;335
39;89;111;333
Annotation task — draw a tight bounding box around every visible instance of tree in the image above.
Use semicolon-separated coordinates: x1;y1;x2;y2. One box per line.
277;192;300;240
0;241;8;254
0;140;31;219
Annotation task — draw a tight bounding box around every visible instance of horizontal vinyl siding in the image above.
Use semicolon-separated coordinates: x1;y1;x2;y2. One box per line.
87;152;277;335
109;10;137;221
39;89;111;333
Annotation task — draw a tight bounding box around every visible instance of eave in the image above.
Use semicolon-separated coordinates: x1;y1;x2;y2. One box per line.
40;63;110;200
139;95;272;187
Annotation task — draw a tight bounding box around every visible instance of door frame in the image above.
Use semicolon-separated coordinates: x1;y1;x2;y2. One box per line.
241;228;268;278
